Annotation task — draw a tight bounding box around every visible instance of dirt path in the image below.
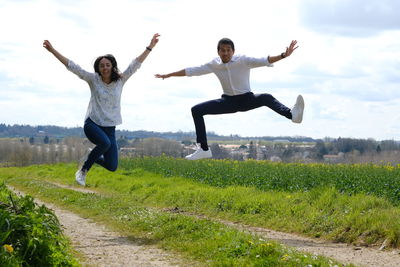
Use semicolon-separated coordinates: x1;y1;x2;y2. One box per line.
8;185;181;267
221;220;400;267
11;182;400;266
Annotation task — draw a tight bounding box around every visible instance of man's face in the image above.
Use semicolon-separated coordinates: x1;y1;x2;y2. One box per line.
218;44;234;63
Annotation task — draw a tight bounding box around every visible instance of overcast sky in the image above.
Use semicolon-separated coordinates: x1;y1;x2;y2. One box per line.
1;0;400;140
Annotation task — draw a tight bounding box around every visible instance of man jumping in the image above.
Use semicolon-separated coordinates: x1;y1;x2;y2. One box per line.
155;38;304;160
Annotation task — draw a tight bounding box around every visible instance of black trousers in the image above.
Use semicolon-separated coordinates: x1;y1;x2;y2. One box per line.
191;92;292;145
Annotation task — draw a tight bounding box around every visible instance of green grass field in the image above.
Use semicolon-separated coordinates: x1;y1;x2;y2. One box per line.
3;157;399;266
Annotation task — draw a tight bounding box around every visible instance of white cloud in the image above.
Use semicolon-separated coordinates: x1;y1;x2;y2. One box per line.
300;0;400;36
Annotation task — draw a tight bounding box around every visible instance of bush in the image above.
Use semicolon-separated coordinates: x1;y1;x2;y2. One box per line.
0;183;78;266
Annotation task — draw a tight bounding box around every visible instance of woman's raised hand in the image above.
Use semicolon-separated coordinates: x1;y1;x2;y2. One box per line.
43;40;54;52
148;33;160;49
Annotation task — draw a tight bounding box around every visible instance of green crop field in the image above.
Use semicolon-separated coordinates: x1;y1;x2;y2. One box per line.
120;157;400;205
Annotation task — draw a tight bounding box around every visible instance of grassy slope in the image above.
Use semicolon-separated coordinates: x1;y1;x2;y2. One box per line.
24;163;400;247
0;163;355;266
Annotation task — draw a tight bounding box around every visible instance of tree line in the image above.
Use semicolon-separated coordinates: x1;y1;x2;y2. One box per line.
0;123;316;142
0;137;91;167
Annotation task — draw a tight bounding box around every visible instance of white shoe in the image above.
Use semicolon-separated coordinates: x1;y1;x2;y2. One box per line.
75;169;87;186
185;147;212;160
291;95;304;123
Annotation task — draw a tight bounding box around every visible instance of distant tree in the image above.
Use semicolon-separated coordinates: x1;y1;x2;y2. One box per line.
210;143;229;159
139;138;182;157
117;136;129;148
232;153;244;161
314;141;328;159
248;141;257;159
132;138;141;145
48;144;57;163
44;135;49;144
181;140;192;146
29;137;35;145
380;140;400;151
281;145;295;161
31;145;41;164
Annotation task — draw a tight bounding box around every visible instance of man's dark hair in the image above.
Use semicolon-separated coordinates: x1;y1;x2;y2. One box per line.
217;38;235;51
94;54;121;82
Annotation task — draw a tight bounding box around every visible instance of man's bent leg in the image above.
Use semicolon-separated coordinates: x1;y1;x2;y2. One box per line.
191;96;239;148
187;96;240;160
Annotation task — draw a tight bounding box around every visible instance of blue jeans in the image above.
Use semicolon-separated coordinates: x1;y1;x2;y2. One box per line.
191;92;292;146
82;118;118;172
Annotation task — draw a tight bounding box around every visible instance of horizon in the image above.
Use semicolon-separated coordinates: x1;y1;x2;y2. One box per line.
1;122;399;142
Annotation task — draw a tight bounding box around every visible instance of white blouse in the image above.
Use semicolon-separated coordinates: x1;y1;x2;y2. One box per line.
67;59;141;127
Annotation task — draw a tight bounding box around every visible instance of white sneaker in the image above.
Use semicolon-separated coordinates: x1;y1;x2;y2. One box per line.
75;169;87;186
185;147;212;160
291;95;304;123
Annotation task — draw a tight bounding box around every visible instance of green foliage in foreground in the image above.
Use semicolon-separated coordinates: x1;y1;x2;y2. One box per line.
119;157;400;205
0;183;79;267
0;166;348;266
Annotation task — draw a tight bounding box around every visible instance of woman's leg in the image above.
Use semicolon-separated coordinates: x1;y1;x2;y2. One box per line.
82;118;117;172
96;126;118;171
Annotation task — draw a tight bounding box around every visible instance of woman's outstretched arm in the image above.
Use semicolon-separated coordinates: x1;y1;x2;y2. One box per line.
136;33;160;63
43;40;69;66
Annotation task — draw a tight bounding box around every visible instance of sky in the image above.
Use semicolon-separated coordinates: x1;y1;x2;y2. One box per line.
0;0;400;140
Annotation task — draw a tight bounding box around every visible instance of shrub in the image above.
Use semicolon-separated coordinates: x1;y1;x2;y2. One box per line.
0;183;78;266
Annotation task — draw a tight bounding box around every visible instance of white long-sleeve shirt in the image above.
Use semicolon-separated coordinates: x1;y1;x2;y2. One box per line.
67;59;141;127
185;55;273;96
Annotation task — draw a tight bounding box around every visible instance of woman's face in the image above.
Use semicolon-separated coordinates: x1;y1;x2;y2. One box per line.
98;57;113;80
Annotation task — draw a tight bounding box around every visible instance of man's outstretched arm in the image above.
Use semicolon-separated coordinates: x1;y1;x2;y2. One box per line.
268;40;298;64
155;69;186;79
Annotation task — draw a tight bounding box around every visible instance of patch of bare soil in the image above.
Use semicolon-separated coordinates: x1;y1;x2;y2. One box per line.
222;220;400;267
54;206;180;267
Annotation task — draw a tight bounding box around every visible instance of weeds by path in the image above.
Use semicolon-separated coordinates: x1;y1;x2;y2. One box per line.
0;183;79;266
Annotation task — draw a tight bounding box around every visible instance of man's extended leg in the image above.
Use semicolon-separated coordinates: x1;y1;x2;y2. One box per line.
238;93;304;123
239;93;292;118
